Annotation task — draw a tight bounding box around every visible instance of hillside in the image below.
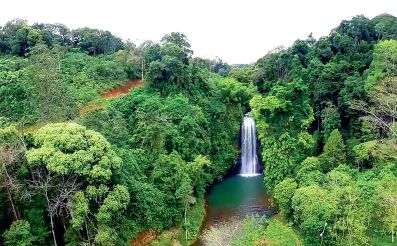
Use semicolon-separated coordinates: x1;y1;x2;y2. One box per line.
1;14;397;246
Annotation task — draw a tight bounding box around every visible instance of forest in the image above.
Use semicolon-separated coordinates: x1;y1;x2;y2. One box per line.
1;13;397;246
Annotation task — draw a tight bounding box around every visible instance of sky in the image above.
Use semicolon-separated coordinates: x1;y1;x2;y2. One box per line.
1;0;397;64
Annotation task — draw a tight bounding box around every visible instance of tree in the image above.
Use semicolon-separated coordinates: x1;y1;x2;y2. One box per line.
27;29;43;47
372;14;397;40
27;123;125;245
351;40;397;138
3;220;34;246
260;133;302;190
292;185;337;244
71;28;123;55
0;56;32;123
27;123;121;180
326;169;370;246
273;178;298;218
320;129;346;172
377;174;397;243
321;102;341;141
27;167;79;246
229;66;256;84
27;43;77;123
0;126;25;221
211;57;230;77
145;55;189;95
161;32;193;58
187;155;211;198
115;41;144;79
296;157;324;186
95;185;130;245
263;219;302;246
2;19;30;56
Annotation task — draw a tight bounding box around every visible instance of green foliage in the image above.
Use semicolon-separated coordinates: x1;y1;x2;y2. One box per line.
151;197;206;245
352;140;377;168
320;129;346;172
62;51;128;105
273;178;298;217
96;185;130;245
20;197;49;246
250;78;314;189
27;123;121;180
230;217;302;246
231;216;266;245
263;219;301;246
0;18;123;57
326;168;371;246
211;57;231;77
71;191;89;230
321;103;341;141
366;40;397;89
3;220;34;246
229;66;257;84
292;184;336;244
376;174;397;243
79;52;249;242
4;13;397;246
27;44;77;123
23;123;130;245
0;21;131;127
0;56;32;123
145;33;209;96
71;27;123;55
296;157;324;186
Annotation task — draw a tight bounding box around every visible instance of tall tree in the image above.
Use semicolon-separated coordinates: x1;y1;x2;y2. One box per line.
377;174;397;243
320;129;346;171
27;43;77;123
0;126;25;221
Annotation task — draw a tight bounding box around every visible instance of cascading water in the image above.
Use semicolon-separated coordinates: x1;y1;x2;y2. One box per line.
240;115;260;177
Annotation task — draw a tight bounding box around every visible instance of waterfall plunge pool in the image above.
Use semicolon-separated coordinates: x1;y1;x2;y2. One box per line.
201;115;273;223
193;115;276;245
205;174;273;225
194;174;276;245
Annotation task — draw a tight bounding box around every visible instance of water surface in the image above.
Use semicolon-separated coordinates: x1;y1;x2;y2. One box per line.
194;174;275;245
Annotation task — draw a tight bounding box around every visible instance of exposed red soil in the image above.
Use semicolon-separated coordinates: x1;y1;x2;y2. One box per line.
79;79;142;116
79;103;103;116
102;79;142;99
130;230;158;246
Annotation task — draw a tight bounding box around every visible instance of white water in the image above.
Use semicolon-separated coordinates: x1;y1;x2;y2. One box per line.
240;115;260;177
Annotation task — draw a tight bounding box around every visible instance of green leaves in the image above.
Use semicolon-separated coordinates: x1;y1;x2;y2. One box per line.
321;103;341;142
376;174;397;243
97;185;129;223
274;178;298;217
3;220;34;246
71;192;89;230
319;129;346;172
27;123;121;182
292;184;336;244
263;219;301;246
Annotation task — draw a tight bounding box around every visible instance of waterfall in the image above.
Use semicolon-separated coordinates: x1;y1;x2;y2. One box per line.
240;115;260;177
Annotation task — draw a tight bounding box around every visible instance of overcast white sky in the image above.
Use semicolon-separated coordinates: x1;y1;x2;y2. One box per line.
1;0;397;64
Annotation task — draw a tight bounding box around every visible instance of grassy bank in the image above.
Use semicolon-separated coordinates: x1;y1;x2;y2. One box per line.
150;198;206;246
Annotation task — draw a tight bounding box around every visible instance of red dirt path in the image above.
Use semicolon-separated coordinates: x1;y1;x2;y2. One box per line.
130;231;158;246
102;79;142;99
79;79;142;116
